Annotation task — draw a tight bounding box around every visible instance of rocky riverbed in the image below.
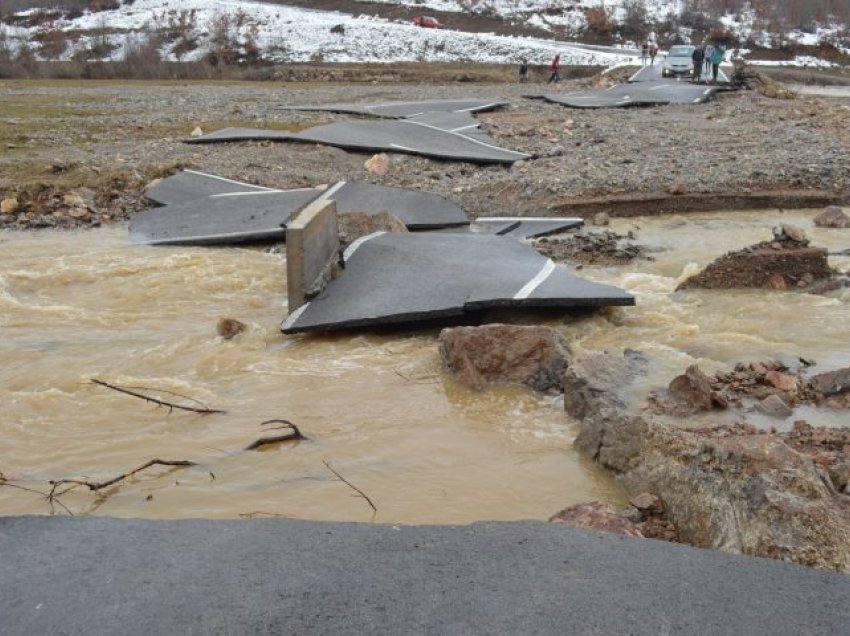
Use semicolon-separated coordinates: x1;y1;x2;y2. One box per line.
1;73;850;230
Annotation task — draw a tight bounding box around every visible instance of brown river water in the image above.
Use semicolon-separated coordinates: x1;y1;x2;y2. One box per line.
1;209;849;522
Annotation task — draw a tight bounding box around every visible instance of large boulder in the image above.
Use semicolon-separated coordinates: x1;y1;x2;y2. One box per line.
814;206;850;229
565;350;850;571
439;324;571;392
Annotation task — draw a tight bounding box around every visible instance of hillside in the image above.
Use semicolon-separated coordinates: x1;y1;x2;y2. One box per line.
0;0;847;68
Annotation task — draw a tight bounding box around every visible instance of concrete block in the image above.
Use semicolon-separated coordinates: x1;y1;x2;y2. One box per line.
286;199;340;313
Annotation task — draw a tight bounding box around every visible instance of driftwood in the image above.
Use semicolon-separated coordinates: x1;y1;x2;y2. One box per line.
245;420;307;451
323;460;377;516
48;458;197;500
90;379;226;414
0;475;75;516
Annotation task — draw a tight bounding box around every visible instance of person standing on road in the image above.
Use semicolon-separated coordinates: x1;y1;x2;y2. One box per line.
649;41;658;66
710;44;725;83
691;45;704;81
547;53;561;84
641;41;648;66
704;44;714;75
519;58;528;83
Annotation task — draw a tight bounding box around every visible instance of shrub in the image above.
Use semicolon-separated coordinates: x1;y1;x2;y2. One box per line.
584;6;613;35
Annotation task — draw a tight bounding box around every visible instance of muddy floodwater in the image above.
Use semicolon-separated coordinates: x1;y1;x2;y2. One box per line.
2;208;849;522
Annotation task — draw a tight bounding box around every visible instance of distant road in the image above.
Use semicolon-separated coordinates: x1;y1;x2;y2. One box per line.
630;60;730;83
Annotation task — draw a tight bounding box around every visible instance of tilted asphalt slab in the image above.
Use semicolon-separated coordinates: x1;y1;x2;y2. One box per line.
280;98;508;118
129;187;323;245
187;120;531;164
281;232;633;333
130;175;470;245
1;517;848;636
528;81;720;109
144;168;278;206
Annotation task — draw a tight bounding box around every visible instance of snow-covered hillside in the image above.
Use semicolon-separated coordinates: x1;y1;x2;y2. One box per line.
1;0;635;65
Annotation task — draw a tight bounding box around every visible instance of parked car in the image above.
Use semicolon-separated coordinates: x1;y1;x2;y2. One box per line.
413;16;443;28
662;45;696;77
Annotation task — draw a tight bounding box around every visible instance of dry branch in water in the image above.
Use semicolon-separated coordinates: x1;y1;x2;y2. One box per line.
48;459;197;500
90;379;226;414
323;460;377;516
0;474;75;516
245;420;307;451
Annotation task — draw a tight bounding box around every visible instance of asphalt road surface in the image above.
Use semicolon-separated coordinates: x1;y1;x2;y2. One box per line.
1;517;848;636
630;60;730;83
530;81;720;109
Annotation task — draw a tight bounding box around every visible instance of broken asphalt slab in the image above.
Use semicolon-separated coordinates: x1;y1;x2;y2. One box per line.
186;120;531;164
130;175;469;245
527;81;720;108
282;232;633;333
280;98;508;118
2;517;848;636
144;169;280;206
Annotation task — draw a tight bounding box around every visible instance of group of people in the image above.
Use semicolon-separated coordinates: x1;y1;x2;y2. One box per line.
691;43;726;83
640;41;659;66
520;41;727;84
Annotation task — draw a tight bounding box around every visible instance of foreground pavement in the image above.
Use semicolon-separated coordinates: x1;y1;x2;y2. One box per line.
1;517;847;635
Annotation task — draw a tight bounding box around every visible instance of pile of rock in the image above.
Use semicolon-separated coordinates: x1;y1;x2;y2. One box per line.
562;350;850;571
677;224;833;291
549;493;678;542
650;360;850;419
1;187;115;230
534;230;649;266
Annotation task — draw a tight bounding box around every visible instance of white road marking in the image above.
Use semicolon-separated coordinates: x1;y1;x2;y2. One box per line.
389;143;421;153
313;181;347;203
343;231;385;262
183;169;279;190
281;302;310;330
514;259;556;300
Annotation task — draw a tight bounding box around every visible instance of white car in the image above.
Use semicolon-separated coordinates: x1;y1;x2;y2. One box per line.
662;45;696;78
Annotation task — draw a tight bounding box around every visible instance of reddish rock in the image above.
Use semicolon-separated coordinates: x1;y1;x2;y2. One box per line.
549;501;644;537
767;273;787;290
629;492;663;516
814;206;850;229
217;318;246;340
439;324;571;392
765;370;798;392
1;198;19;214
666;365;728;413
364;153;391;176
